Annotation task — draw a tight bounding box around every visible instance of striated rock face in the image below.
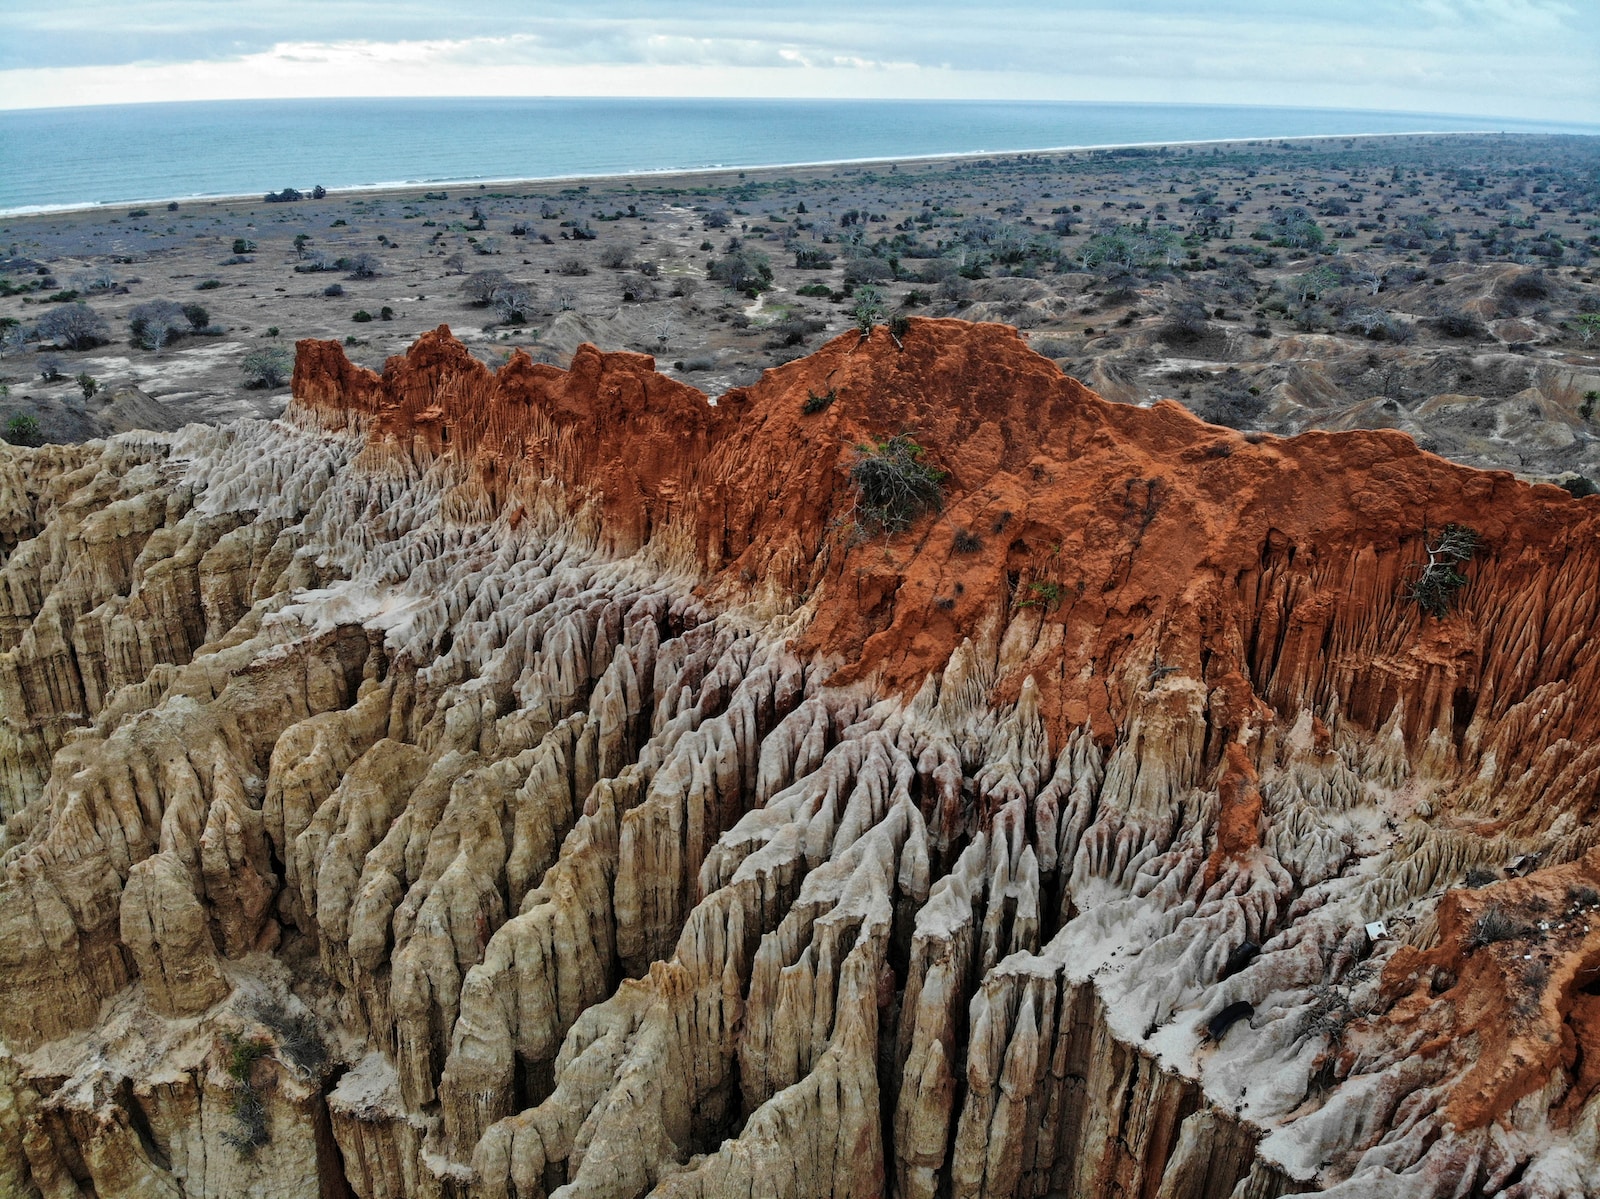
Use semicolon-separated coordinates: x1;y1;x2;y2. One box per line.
2;318;1600;1198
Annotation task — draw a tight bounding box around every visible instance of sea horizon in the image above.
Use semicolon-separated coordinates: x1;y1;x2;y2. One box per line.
2;95;1597;217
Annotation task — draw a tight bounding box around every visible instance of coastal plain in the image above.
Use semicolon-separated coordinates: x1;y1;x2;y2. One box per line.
2;132;1598;485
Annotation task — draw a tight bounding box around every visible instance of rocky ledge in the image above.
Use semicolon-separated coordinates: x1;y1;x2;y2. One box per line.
1;318;1598;1198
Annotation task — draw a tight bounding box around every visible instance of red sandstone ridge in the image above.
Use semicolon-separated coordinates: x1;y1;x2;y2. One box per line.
293;318;1600;749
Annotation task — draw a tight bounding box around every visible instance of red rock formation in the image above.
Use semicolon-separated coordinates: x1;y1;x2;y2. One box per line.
295;319;1600;760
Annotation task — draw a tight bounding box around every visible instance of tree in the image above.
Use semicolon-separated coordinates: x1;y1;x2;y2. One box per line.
36;303;109;350
462;270;511;306
345;253;381;279
129;300;187;350
311;185;327;199
491;282;537;323
294;234;311;259
76;372;98;401
1405;525;1479;619
1266;206;1325;249
706;249;771;294
241;347;293;389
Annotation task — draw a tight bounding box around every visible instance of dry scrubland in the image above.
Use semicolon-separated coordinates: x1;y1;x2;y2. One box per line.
2;132;1598;484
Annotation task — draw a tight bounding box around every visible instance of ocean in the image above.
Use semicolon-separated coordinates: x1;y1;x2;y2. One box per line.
2;97;1596;215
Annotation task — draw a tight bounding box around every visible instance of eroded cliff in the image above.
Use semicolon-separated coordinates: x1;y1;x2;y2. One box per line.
2;318;1598;1198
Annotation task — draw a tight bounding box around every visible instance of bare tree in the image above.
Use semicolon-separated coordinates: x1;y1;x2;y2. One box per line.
36;303;109;350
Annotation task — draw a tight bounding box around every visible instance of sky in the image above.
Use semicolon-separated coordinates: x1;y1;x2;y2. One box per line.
1;1;1596;123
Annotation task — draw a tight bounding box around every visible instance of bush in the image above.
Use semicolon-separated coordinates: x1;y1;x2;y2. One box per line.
196;279;222;291
264;187;304;203
796;283;833;298
76;372;98;401
353;310;372;322
3;414;43;446
130;299;187;349
1467;905;1525;950
802;387;837;415
849;434;946;533
36;302;109;349
231;238;257;254
1158;301;1212;345
242;346;293;389
345;252;381;279
323;283;344;297
462;270;510;305
1434;310;1488;339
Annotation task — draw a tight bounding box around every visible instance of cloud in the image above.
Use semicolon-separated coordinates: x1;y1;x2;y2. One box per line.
0;2;1595;121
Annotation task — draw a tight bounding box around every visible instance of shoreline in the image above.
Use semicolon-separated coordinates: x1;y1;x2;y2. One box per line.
0;128;1539;221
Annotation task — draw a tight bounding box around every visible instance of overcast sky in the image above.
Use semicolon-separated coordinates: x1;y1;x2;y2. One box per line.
1;1;1596;122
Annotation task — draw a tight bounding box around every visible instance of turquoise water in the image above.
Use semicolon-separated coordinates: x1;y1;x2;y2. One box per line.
2;97;1596;214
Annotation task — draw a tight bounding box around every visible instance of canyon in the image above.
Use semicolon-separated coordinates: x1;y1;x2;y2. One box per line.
1;317;1598;1198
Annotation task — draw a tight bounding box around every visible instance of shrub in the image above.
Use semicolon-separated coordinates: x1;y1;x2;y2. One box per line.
241;346;293;389
3;414;43;446
849;434;946;533
1405;524;1479;618
352;310;372;322
231;238;257;254
195;279;222;291
793;244;834;269
1434;310;1488;339
851;285;887;334
255;998;328;1078
1158;301;1212;345
1467;905;1524;950
802;387;837;414
323;283;344;297
796;283;833;298
1581;391;1598;421
130;299;187;349
380;306;394;321
76;372;98;401
263;187;304;203
556;257;590;277
345;252;381;279
36;302;109;349
952;528;983;553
